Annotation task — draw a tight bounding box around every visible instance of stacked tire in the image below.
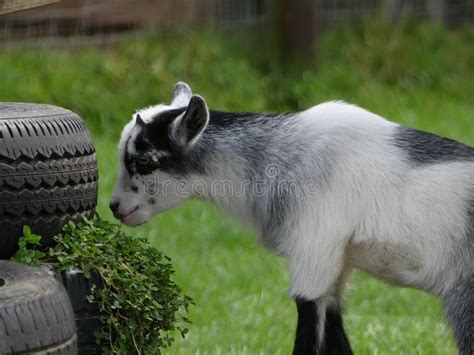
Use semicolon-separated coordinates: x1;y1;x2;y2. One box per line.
57;269;103;355
0;261;78;354
0;103;101;354
0;103;98;259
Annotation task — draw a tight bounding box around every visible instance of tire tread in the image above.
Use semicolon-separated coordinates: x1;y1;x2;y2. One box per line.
0;103;98;259
0;262;77;354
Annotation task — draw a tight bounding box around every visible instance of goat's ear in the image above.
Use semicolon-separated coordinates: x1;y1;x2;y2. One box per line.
171;82;192;107
171;95;209;147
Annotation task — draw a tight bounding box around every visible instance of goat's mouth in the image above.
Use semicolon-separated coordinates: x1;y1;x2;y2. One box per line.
121;206;145;226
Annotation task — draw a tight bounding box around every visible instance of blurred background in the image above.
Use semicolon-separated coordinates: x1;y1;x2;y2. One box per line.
1;0;472;353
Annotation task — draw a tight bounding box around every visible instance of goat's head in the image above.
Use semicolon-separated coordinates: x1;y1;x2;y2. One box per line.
110;82;209;226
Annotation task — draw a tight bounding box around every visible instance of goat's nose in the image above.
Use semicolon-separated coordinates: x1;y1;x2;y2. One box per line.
109;200;120;213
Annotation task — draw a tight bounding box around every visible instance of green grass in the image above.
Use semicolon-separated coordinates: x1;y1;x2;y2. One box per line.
1;22;473;353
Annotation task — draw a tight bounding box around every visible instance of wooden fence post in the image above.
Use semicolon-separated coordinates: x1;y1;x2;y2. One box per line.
383;0;406;24
277;0;320;60
427;0;446;22
0;0;60;15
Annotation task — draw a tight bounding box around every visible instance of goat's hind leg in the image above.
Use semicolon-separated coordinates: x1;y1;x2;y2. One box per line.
443;276;474;355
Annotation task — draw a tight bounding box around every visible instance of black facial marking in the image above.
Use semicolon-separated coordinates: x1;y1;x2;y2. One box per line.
135;135;151;152
393;126;474;165
139;107;206;175
123;108;185;177
123;136;136;176
144;108;186;153
134;154;159;176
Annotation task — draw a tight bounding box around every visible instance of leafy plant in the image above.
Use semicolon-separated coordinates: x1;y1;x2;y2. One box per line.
12;226;46;266
12;217;193;354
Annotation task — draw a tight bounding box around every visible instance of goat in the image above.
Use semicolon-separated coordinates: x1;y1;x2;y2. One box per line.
110;82;473;354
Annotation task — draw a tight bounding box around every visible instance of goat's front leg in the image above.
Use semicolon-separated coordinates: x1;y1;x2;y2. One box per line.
287;231;353;355
292;296;352;355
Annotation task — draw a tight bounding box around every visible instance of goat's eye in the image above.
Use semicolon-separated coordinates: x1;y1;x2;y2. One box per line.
134;155;158;176
136;156;150;166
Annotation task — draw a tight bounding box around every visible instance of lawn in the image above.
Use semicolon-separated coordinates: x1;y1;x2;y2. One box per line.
1;22;472;353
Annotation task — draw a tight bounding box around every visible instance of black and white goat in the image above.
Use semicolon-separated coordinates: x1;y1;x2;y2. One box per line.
110;82;473;354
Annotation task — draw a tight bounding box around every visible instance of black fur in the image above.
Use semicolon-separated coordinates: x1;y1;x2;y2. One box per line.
293;299;352;355
443;196;474;355
322;307;353;355
293;298;319;355
443;277;474;355
123;135;135;176
207;110;284;127
393;126;474;165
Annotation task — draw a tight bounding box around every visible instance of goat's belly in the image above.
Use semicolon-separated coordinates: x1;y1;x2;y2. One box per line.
346;241;424;288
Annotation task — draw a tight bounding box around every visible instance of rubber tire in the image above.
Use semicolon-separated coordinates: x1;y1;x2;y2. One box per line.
57;269;103;355
0;261;78;354
0;103;98;259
